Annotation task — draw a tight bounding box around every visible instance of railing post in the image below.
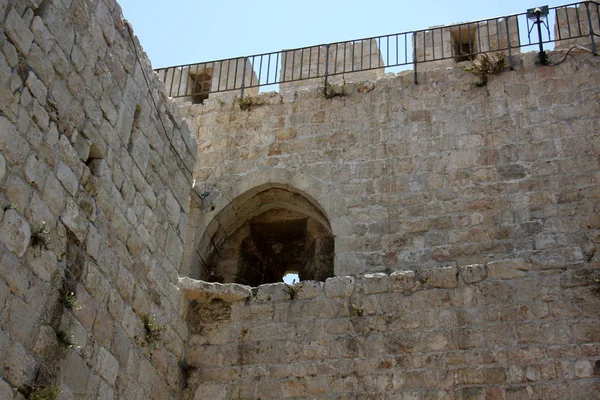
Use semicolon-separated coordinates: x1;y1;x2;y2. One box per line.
324;44;330;87
240;57;247;98
585;1;598;55
505;17;514;70
413;33;418;85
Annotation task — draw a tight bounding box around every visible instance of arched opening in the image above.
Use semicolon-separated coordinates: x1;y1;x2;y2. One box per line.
193;184;334;286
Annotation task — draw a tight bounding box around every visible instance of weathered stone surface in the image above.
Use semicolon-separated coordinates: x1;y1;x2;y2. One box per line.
56;162;79;196
2;1;600;399
180;277;251;302
358;273;391;294
324;276;354;298
460;264;487;284
390;270;415;291
61;198;87;243
4;8;34;55
0;209;31;257
419;266;458;288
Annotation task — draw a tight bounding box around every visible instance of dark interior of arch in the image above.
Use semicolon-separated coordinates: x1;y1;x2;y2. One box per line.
202;187;334;286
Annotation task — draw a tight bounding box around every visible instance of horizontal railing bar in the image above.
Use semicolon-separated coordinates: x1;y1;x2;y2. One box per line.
155;1;596;98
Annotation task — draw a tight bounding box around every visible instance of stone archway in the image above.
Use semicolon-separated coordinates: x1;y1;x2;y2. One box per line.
191;183;335;285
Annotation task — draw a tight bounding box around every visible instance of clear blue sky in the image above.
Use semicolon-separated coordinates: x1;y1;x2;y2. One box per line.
119;0;570;68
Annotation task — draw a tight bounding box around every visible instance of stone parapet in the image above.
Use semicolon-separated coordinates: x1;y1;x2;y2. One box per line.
183;260;600;399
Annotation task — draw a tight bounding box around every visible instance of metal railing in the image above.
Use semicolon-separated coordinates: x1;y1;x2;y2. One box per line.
155;1;599;99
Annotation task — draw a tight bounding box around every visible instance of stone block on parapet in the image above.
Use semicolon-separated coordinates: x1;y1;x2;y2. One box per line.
554;3;600;51
324;276;355;298
357;273;391;294
179;277;251;302
279;39;384;93
159;58;258;105
415;16;520;72
255;282;291;302
294;280;323;300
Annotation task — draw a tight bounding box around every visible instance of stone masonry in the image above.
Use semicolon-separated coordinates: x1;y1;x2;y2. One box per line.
1;0;600;399
0;0;197;399
184;51;600;279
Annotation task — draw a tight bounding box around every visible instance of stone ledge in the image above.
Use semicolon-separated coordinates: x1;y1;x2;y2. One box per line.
179;277;251;302
180;256;572;305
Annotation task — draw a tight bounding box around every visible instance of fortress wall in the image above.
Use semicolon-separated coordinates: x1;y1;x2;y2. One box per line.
182;261;600;399
184;52;600;278
0;0;196;399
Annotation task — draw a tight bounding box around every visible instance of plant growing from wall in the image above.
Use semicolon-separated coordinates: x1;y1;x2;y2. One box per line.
59;290;82;311
462;52;507;87
28;386;59;400
234;95;264;111
56;329;78;348
143;315;166;349
319;78;347;99
283;283;298;300
30;221;51;251
350;303;364;316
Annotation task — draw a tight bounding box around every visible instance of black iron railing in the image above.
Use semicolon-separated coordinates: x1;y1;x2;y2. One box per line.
155;1;599;99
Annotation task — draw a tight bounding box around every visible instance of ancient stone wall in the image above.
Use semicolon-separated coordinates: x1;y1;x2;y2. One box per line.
181;261;600;399
2;0;600;399
0;0;196;399
184;52;600;279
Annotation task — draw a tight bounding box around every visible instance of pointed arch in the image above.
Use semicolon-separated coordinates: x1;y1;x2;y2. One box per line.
182;170;350;284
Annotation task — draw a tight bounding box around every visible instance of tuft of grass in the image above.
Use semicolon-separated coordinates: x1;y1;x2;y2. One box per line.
350;303;364;317
28;386;60;400
462;52;507;86
30;221;51;251
319;78;347;99
56;329;78;348
234;95;264;111
60;290;82;311
144;315;166;349
283;283;298;300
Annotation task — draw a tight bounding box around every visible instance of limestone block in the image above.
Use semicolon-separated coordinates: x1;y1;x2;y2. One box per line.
60;198;87;243
0;209;31;257
0;379;11;400
24;154;48;190
324;276;355;298
130;129;150;172
460;264;487;284
420;266;458;288
5;8;34;55
255;282;290;302
27;247;58;282
164;190;180;225
294;280;323;300
42;173;66;215
1;342;37;387
95;346;119;385
358;273;391;294
0;116;30;165
25;71;47;106
390;270;415;291
179;277;251;303
85;222;100;260
57;162;79;196
63;350;90;395
487;259;529;280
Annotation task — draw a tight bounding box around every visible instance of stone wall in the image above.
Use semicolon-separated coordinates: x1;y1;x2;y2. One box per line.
181;261;600;399
183;51;600;279
0;0;196;399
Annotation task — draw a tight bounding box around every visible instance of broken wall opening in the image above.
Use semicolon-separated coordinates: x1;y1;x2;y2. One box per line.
194;185;334;286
